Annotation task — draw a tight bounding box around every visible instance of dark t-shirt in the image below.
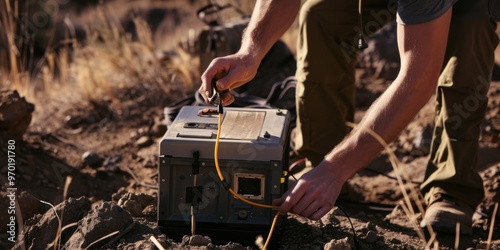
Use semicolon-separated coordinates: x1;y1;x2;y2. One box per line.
397;0;459;25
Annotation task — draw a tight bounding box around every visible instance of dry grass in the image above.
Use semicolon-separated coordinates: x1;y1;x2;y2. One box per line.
0;0;30;94
1;0;200;112
0;0;279;109
345;121;431;246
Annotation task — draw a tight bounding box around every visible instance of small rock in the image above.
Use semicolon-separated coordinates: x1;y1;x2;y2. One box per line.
117;192;156;217
136;136;152;148
189;235;211;246
82;151;103;167
0;89;35;139
324;237;353;250
112;188;128;203
152;123;167;138
64;115;81;128
142;204;157;217
122;200;143;217
365;230;379;244
366;221;376;230
181;235;190;246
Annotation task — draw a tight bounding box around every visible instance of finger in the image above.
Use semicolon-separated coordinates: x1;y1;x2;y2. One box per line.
299;200;321;218
200;59;226;103
272;187;293;207
214;78;236;92
221;92;235;106
290;191;317;215
200;76;215;104
215;66;251;91
309;205;333;221
198;87;211;104
277;182;307;215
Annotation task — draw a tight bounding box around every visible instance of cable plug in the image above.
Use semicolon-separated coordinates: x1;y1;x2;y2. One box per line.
208;80;225;113
217;102;224;114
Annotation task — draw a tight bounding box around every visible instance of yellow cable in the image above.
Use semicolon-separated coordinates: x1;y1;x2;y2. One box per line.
263;212;281;249
214;113;281;250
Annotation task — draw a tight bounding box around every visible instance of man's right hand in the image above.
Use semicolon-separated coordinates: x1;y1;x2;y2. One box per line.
199;0;300;106
199;53;260;106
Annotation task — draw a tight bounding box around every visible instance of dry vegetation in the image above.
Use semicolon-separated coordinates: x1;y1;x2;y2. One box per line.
1;1;204;111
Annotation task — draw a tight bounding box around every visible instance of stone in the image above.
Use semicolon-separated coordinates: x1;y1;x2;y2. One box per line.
0;89;35;139
364;230;379;244
82;151;104;167
116;192;156;217
323;237;353;250
152;122;167;138
188;235;211;246
135;136;152;148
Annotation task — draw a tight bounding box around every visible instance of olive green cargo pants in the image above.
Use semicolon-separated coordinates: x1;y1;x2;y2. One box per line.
294;0;498;208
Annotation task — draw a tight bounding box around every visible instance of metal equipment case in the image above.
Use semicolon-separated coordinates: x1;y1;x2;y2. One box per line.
158;106;291;235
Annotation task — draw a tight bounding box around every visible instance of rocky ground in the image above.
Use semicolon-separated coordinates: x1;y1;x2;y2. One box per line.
1;1;500;249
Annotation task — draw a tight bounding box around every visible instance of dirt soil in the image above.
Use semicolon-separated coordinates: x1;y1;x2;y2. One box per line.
1;2;500;250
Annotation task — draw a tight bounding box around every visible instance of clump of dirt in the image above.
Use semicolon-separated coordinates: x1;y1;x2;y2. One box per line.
64;201;134;249
0;90;35;139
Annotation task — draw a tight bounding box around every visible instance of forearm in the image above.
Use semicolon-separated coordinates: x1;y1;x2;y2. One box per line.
239;0;300;62
324;77;436;182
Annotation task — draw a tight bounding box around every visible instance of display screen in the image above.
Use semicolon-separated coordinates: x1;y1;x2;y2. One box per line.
237;177;262;196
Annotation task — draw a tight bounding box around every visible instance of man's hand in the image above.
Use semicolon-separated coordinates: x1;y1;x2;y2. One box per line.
198;0;300;106
199;53;260;106
273;162;346;220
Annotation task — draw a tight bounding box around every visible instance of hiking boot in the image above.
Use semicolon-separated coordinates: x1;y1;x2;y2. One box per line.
420;193;474;234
